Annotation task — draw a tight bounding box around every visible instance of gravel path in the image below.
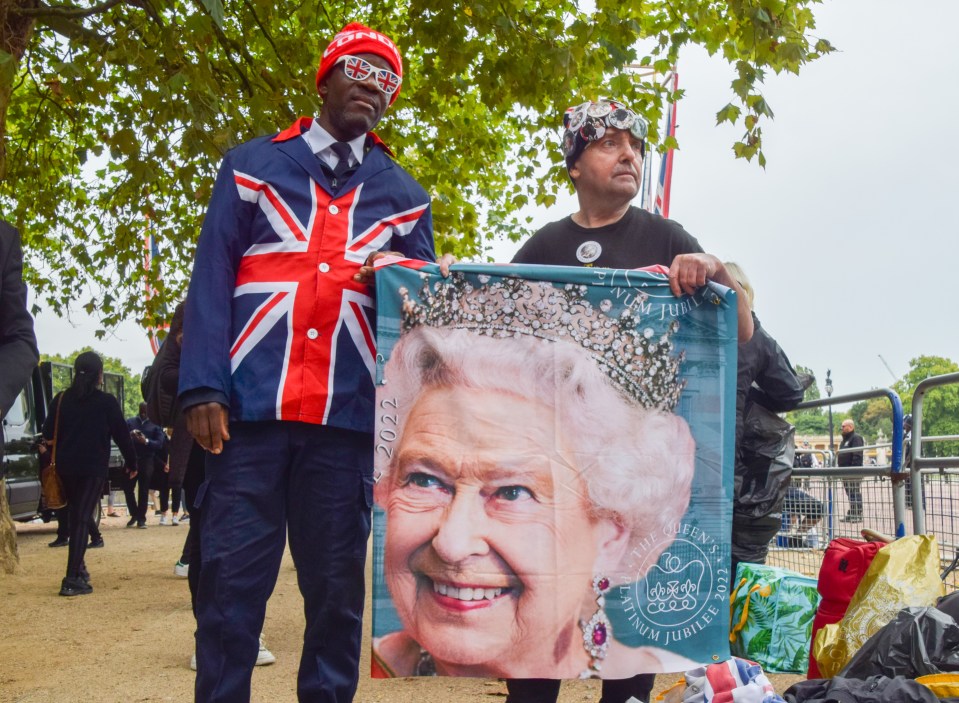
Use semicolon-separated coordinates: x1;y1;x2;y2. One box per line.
0;514;802;702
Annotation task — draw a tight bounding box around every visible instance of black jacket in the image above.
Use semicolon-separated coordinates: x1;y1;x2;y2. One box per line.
839;431;865;467
125;414;166;466
43;390;138;477
0;221;39;419
735;312;806;450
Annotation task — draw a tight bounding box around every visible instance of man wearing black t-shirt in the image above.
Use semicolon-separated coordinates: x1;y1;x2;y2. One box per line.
507;98;753;703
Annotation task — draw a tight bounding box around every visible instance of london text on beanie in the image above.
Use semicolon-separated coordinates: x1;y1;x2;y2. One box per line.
316;23;403;105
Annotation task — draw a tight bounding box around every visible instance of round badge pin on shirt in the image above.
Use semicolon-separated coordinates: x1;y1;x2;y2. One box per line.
576;241;602;264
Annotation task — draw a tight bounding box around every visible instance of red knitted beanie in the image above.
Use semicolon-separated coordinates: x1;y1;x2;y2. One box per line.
316;23;403;105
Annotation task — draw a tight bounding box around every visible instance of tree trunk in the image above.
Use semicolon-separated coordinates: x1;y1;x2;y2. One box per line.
0;478;23;575
0;0;38;180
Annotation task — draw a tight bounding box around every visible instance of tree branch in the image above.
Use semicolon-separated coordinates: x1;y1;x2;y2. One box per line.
13;0;126;19
37;14;108;47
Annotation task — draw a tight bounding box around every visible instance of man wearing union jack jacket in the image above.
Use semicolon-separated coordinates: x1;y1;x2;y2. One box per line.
178;23;437;702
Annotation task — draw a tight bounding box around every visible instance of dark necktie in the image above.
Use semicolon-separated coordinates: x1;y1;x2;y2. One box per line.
329;141;355;191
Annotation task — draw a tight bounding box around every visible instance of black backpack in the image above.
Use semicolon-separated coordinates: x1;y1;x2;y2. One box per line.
140;337;179;427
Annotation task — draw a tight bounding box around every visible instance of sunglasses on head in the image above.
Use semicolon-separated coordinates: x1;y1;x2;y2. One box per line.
335;55;402;96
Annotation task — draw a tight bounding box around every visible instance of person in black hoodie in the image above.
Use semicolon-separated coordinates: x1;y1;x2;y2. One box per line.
43;351;137;596
725;262;810;575
123;402;165;528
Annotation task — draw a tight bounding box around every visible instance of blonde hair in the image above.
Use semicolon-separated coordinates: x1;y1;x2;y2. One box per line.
724;261;754;310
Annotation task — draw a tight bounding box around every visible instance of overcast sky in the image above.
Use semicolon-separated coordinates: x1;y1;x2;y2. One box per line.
32;0;958;403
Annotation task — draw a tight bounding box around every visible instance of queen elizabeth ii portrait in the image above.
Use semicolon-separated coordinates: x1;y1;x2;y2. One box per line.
371;271;712;679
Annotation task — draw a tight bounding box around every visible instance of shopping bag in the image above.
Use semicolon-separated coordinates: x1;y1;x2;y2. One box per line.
730;562;820;673
813;534;945;678
807;537;883;678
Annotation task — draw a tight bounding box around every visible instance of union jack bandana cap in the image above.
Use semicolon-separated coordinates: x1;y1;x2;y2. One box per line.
316;22;404;105
562;99;648;172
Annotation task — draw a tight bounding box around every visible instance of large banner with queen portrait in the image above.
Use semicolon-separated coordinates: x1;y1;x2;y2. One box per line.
370;259;738;680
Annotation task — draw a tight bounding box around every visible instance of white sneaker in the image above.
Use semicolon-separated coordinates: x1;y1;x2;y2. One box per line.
191;637;273;669
174;560;189;578
172;515;180;526
159;515;171;526
256;636;276;666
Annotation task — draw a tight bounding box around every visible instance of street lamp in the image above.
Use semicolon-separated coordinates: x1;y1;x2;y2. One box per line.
825;369;835;456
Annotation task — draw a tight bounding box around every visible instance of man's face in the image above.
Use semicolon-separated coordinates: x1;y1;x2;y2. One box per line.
317;52;391;141
841;421;854;436
138;403;148;420
569;129;644;204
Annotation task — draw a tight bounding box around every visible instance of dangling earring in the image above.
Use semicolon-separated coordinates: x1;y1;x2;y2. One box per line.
579;574;611;678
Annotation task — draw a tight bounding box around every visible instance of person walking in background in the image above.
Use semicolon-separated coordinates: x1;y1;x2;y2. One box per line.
42;351;137;596
152;430;181;525
839;418;866;522
123;402;165;528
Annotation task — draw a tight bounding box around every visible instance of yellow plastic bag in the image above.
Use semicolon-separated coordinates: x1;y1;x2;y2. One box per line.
813;534;945;678
917;673;959;698
654;680;685;702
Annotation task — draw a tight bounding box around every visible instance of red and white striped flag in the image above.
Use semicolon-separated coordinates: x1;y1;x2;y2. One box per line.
653;72;679;218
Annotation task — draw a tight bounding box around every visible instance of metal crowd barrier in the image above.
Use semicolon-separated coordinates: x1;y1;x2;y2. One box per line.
765;375;959;590
763;388;904;578
909;372;959;589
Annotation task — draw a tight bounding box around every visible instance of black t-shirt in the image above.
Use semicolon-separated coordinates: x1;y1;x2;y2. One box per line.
512;206;703;267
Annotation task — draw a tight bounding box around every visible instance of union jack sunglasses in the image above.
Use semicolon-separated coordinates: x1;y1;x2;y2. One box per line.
335;55;402;96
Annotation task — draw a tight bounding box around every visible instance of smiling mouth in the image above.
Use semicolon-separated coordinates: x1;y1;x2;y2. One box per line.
432;581;507;601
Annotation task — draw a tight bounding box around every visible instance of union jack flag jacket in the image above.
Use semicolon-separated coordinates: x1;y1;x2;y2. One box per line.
179;118;435;433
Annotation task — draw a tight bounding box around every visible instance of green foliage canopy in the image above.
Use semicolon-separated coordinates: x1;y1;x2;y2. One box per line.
896;355;959;458
845;356;959;456
1;0;834;332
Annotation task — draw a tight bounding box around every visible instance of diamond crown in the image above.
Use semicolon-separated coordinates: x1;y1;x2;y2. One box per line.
398;273;684;411
644;553;706;613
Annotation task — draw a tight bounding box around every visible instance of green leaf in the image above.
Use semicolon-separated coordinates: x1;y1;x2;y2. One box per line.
2;0;836;330
200;0;225;28
716;103;742;125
